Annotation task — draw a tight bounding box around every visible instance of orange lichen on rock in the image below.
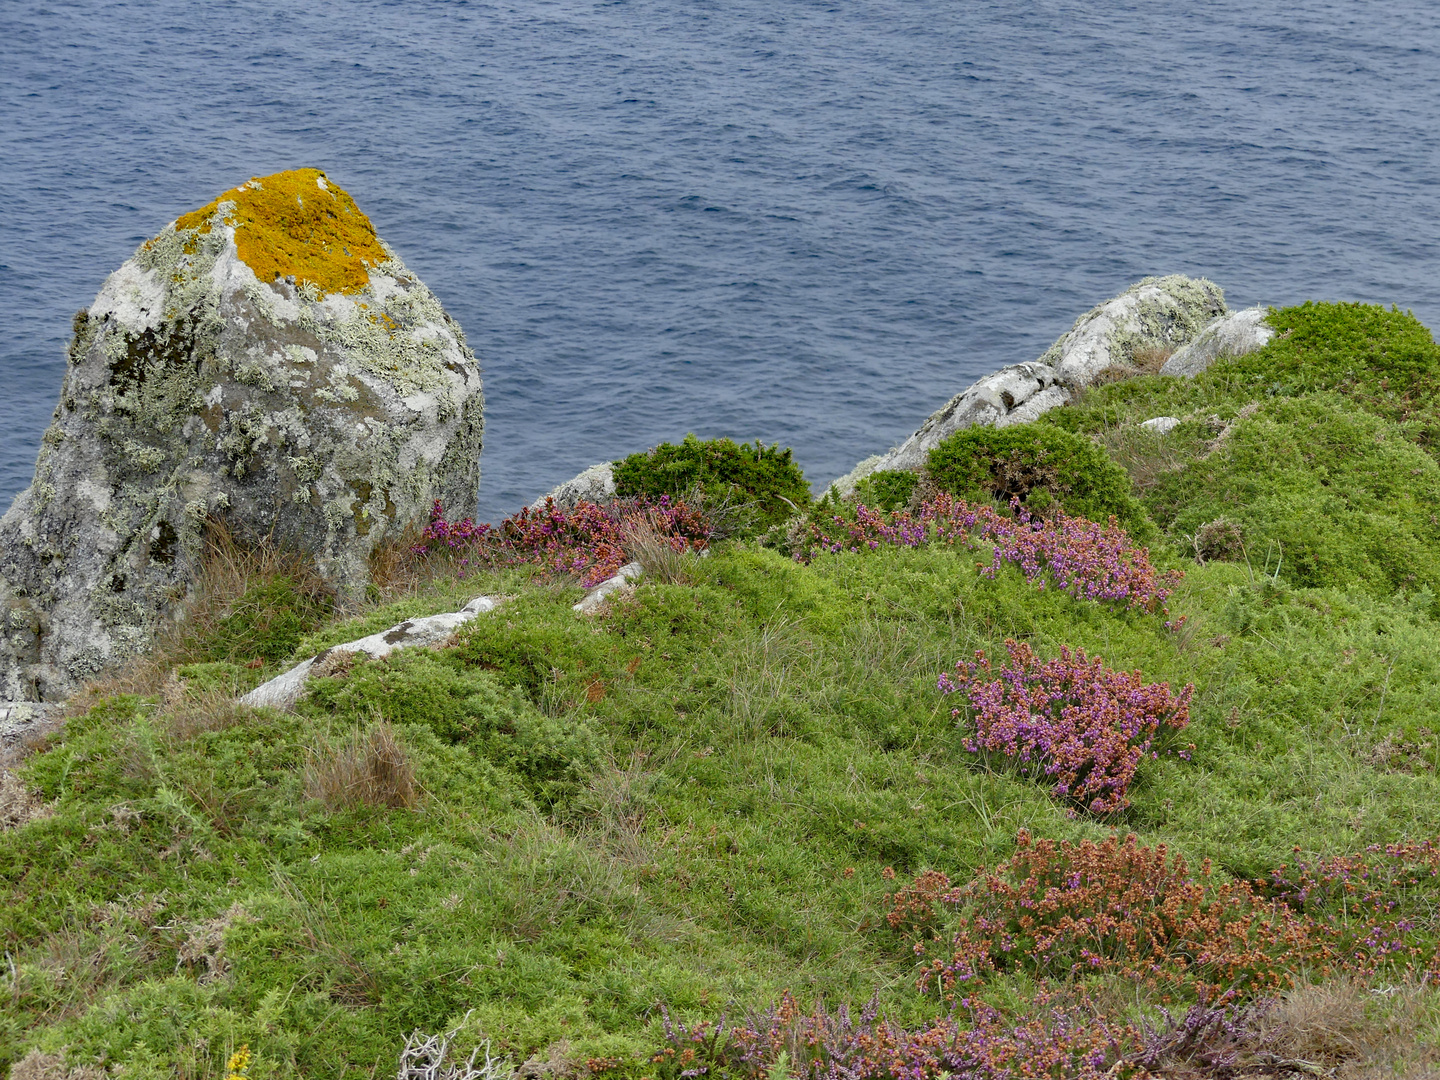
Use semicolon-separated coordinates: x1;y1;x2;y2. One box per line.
174;168;387;294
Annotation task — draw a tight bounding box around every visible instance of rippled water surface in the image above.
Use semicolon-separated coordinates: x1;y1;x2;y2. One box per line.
3;0;1438;520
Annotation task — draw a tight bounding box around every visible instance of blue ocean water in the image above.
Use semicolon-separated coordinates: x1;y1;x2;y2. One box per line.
2;1;1438;522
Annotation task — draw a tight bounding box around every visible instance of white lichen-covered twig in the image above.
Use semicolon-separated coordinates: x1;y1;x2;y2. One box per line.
397;1020;511;1080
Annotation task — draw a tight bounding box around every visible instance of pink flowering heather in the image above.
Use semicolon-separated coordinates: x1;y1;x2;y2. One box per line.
653;989;1133;1080
940;640;1194;812
413;495;712;587
799;492;1182;616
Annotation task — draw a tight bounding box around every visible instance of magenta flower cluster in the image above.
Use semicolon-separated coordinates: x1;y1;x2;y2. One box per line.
413;495;712;587
799;492;1182;615
940;640;1194;812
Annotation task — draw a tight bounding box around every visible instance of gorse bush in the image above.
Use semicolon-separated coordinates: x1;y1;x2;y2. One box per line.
848;469;920;512
926;423;1150;533
302;651;599;804
613;435;811;533
940;641;1194;813
203;576;334;664
1223;301;1440;412
1144;395;1440;598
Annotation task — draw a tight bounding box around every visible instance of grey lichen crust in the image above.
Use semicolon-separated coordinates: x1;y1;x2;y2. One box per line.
829;276;1226;495
0;216;483;702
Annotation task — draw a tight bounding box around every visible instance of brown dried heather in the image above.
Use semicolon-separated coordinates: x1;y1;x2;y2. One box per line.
892;832;1326;1003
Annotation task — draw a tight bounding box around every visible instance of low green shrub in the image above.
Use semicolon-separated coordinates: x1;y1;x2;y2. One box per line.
850;469;920;512
200;577;333;664
613;434;811;533
926;422;1151;532
301;651;599;805
1222;302;1440;411
1146;395;1440;599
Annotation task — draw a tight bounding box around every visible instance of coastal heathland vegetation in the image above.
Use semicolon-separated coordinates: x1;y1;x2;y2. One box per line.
4;302;1440;1077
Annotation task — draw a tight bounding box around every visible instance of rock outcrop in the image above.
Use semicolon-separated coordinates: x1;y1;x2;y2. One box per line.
531;461;616;510
1160;306;1274;377
240;595;499;712
240;562;646;711
830;276;1226;493
0;169;484;703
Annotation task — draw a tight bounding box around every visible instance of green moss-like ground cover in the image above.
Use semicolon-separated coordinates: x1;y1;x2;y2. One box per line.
4;302;1440;1076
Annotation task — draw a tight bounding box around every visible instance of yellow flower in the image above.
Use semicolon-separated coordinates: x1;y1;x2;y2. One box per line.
225;1045;251;1080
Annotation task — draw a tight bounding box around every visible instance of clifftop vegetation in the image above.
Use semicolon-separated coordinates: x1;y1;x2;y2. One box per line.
5;302;1440;1078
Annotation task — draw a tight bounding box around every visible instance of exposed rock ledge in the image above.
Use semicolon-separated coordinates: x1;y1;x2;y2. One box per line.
829;275;1228;494
1160;306;1275;378
240;595;502;711
530;461;616;510
240;562;645;710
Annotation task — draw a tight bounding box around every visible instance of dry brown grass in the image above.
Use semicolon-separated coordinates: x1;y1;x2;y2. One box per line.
1142;980;1440;1079
67;519;333;709
1;767;54;830
1132;345;1174;374
1090;347;1174;389
304;721;418;811
7;1050;106;1080
367;516;447;599
1095;423;1198;493
1259;980;1440;1079
624;521;703;584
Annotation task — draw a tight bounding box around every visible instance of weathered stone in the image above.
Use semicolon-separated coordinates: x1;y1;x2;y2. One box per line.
531;461;616;510
0;701;65;767
1160;306;1274;378
573;562;643;614
829;276;1226;495
240;594;499;711
0;169;484;702
1038;275;1226;386
1141;416;1182;435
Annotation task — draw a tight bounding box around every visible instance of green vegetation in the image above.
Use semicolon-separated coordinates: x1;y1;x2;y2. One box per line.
203;577;334;665
848;469;919;512
613;435;811;532
926;422;1151;531
5;301;1440;1077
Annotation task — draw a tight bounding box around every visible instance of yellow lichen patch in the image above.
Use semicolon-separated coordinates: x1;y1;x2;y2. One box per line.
174;168;386;295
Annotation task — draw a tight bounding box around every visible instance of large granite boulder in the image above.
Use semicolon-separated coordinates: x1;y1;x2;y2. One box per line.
1160;306;1274;377
831;275;1225;492
0;168;484;702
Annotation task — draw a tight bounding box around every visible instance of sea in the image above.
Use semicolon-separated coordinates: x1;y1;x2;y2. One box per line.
3;0;1438;522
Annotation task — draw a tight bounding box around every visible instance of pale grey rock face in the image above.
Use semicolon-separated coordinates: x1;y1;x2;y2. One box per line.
828;276;1226;496
531;461;616;510
240;595;498;711
0;177;484;703
1160;306;1275;378
1037;275;1227;386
